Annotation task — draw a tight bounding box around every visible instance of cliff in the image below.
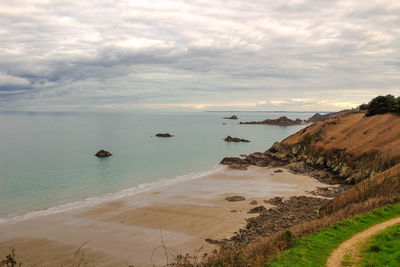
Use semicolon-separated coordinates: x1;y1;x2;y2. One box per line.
222;112;400;184
279;112;400;182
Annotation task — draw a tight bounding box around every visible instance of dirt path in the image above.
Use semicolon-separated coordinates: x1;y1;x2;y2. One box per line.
326;217;400;267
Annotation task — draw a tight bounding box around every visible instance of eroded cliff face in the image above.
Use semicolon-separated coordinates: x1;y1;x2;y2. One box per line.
279;112;400;183
221;112;400;184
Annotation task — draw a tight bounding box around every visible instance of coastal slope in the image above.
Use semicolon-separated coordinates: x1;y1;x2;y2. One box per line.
278;112;400;182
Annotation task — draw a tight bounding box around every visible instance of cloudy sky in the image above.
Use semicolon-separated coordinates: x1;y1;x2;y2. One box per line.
0;0;399;112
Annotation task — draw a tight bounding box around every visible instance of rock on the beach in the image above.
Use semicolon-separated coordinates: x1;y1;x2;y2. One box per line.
225;196;246;202
95;149;112;157
220;157;247;165
155;133;174;137
274;169;283;173
223;115;238;120
224;136;250;142
247;206;267;214
250;200;258;205
220;157;250;170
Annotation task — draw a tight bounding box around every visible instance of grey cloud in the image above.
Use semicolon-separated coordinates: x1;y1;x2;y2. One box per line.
0;0;399;111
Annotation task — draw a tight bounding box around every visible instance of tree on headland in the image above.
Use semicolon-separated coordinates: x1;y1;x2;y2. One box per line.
365;94;400;116
358;103;369;111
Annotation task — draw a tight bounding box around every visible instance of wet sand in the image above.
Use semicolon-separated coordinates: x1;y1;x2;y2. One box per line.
0;166;327;266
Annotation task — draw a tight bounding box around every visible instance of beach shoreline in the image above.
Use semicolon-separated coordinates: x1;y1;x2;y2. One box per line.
0;166;330;266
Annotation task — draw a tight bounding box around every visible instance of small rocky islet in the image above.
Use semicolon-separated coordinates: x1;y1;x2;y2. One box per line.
155;133;174;137
239;116;304;126
223;115;238;120
95;149;112;157
224;136;250;142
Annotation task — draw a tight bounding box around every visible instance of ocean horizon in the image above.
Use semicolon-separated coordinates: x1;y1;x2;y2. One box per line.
0;111;312;222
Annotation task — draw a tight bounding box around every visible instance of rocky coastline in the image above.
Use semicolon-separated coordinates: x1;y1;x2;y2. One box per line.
211;136;354;249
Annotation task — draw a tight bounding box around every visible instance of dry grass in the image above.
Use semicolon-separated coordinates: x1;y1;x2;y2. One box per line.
282;113;400;170
323;164;400;214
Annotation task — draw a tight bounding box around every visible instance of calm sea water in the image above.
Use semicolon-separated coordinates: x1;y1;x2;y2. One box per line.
0;111;312;221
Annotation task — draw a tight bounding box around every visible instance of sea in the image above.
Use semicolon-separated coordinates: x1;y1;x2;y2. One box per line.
0;111;314;223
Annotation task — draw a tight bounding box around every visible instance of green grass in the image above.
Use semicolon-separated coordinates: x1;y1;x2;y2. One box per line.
358;223;400;267
265;204;400;267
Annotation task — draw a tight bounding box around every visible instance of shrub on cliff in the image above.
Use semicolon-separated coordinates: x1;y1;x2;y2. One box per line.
358;103;369;111
366;94;400;116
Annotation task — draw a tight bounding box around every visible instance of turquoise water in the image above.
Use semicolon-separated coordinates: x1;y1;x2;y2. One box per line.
0;111;311;220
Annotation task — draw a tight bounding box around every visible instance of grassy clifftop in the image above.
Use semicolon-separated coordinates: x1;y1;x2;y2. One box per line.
274;112;400;183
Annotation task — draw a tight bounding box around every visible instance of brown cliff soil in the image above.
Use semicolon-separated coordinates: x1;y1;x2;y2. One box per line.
279;112;400;183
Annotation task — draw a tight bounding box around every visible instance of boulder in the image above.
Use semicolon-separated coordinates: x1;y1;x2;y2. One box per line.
95;149;112;157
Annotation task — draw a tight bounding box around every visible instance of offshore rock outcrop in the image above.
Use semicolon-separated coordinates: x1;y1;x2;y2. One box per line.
223;115;238;120
224;136;250;142
155;133;174;137
240;116;304;126
95;150;112;157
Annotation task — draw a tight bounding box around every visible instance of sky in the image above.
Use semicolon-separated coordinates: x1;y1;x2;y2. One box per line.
0;0;399;112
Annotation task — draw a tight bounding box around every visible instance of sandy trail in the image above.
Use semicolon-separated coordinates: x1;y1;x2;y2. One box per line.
326;216;400;267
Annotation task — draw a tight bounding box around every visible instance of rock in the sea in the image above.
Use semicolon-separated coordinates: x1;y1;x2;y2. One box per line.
250;200;258;205
223;115;238;120
155;133;174;137
224;136;250;142
274;169;283;173
95;149;112;157
225;196;246;202
240;116;304;126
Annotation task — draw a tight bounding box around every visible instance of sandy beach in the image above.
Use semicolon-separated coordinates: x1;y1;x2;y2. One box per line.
0;166;328;266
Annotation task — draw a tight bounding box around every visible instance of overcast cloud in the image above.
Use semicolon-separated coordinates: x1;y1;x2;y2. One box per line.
0;0;399;111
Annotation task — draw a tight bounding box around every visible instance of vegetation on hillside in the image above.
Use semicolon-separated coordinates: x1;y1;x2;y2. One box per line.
359;94;400;116
280;112;400;183
358;223;400;267
323;164;400;214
